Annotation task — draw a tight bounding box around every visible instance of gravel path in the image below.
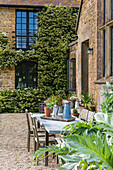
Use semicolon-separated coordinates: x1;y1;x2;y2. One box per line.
0;113;60;170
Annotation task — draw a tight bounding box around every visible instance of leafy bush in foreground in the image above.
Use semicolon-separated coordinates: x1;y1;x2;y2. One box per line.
33;112;113;169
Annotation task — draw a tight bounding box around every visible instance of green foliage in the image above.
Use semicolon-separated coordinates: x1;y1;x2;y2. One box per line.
0;32;37;69
0;88;52;113
0;5;78;96
33;112;113;169
101;82;113;115
72;108;78;114
80;91;93;110
46;94;58;109
34;5;78;92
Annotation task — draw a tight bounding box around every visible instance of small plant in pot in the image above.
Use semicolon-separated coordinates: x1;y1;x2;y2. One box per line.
45;95;57;117
79;91;92;111
71;108;79;117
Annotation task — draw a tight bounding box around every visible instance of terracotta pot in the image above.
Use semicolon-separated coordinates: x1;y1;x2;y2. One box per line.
79;104;88;110
72;113;79;118
44;108;51;117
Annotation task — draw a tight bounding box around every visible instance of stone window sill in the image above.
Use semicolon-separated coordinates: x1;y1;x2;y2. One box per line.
99;20;113;31
94;76;113;84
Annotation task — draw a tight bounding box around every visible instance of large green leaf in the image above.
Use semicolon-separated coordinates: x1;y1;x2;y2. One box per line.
63;131;113;169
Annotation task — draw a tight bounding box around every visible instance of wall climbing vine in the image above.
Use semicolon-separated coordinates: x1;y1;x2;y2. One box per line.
0;5;78;95
0;32;37;69
34;5;78;92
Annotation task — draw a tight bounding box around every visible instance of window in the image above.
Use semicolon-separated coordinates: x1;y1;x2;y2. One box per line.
16;10;38;50
15;61;37;89
104;0;106;24
112;0;113;20
67;59;76;91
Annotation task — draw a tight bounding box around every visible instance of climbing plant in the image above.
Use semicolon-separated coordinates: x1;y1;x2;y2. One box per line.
0;32;37;69
34;4;78;92
0;5;78;94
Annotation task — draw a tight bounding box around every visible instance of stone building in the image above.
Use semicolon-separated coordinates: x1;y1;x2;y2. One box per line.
69;0;113;110
0;0;80;90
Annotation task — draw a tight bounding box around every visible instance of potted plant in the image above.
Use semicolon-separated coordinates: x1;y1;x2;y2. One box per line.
45;95;57;117
62;93;75;107
79;91;92;111
71;108;79;117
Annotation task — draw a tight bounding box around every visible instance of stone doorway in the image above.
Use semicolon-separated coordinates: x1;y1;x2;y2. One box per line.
81;40;89;94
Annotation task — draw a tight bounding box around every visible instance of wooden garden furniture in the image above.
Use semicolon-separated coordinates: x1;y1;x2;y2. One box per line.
31;115;56;153
25;109;45;152
33;113;83;166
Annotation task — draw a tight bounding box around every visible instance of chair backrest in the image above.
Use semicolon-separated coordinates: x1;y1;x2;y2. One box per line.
79;109;89;121
87;111;95;122
31;115;39;149
25;109;31;132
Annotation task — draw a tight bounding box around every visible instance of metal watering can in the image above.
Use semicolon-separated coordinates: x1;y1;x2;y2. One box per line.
63;101;72;119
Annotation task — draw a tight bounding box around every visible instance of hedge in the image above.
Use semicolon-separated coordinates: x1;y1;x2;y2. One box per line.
0;88;52;113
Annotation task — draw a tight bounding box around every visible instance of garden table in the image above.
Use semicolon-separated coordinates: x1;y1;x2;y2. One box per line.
32;113;82;166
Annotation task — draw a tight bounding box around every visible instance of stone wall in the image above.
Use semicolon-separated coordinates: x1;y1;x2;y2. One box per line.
0;67;15;90
70;0;104;110
0;7;15;90
0;7;15;41
77;0;98;104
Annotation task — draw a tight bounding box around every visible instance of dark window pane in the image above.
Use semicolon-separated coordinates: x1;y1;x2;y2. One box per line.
29;19;33;23
22;44;26;49
29;30;33;36
29;12;33;18
15;62;37;89
22;24;26;29
22;30;26;36
29;24;33;29
17;37;21;43
17;11;21;17
67;60;76;91
17;24;21;29
16;30;21;36
22;37;26;43
16;10;38;50
17;18;21;23
34;13;38;17
34;18;37;24
22;18;26;23
16;43;21;48
34;24;37;30
22;12;26;17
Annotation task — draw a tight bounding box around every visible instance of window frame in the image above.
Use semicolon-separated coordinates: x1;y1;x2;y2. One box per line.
15;61;38;89
67;59;76;91
15;9;38;51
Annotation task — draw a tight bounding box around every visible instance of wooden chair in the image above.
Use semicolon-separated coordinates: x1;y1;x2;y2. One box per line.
31;115;56;152
25;109;34;152
25;109;45;152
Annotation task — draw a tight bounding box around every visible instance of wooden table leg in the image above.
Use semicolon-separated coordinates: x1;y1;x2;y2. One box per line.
37;121;40;128
45;130;49;166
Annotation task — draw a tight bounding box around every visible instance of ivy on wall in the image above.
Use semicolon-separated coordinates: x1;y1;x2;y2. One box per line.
35;5;78;91
0;32;37;69
0;5;78;94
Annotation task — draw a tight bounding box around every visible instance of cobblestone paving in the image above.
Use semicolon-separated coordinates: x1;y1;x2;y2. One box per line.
0;113;61;170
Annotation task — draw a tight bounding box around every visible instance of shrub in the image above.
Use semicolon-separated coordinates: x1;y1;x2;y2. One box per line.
0;88;52;113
